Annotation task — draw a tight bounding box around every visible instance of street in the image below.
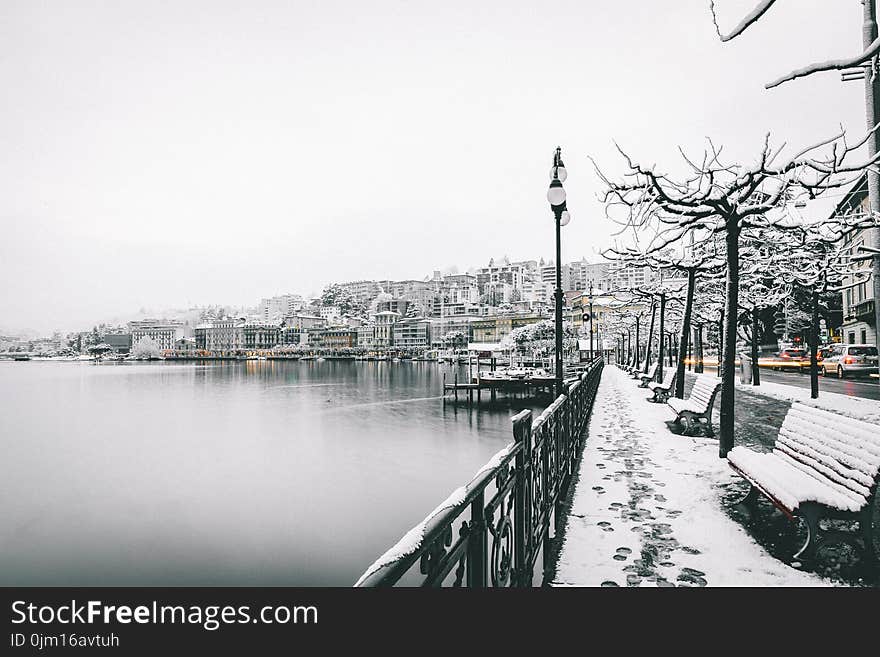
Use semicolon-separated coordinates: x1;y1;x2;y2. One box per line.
697;364;880;402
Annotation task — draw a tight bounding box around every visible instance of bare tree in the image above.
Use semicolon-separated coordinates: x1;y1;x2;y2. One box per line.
595;133;877;456
709;0;880;381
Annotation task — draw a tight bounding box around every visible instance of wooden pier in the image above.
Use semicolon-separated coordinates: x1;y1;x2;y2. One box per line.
442;369;573;404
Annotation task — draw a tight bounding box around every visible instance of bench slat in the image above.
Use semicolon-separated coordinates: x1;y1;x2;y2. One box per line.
778;425;879;488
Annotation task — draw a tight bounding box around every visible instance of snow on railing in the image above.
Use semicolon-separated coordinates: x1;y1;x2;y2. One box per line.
354;357;605;587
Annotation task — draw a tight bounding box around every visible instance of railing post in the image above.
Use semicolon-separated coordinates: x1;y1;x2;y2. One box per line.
467;490;487;587
512;409;532;587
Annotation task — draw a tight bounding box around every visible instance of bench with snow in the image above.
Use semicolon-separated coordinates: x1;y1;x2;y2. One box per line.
629;363;645;379
637;363;658;388
727;403;880;564
647;369;676;403
666;374;721;436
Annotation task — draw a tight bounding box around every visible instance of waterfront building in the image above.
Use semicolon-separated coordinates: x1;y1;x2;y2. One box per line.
470;313;544;343
280;325;307;346
318;327;358;350
243;323;281;350
429;316;474;348
373;310;401;347
129;319;186;352
103;333;132;354
174;337;196;353
194;325;208;350
392;319;432;350
357;323;376;349
201;317;244;352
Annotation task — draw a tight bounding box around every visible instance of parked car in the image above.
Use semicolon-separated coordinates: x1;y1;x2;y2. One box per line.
820;343;879;378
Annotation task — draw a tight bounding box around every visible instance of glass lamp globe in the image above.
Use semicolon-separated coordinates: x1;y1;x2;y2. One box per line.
547;184;566;206
559;210;570;226
550;165;568;183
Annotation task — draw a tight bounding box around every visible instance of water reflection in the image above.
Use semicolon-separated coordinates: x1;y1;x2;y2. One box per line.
0;360;546;585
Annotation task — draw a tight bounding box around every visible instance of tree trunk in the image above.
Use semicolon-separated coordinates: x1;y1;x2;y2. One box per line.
751;308;761;386
717;309;724;379
688;328;693;372
645;300;656;374
695;324;704;373
810;290;819;399
635;316;641;370
658;293;666;384
720;221;740;457
674;268;695;398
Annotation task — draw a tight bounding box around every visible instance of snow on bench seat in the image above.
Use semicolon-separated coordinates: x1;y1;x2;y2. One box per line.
728;403;880;515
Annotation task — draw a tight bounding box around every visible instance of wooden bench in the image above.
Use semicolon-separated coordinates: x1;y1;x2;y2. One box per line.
666;374;722;436
647;368;676;403
727;403;880;564
637;363;658;388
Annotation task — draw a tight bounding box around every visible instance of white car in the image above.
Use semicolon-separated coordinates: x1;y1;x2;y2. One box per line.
821;343;879;378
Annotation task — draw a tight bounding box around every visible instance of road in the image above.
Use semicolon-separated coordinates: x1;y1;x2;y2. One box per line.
696;364;880;401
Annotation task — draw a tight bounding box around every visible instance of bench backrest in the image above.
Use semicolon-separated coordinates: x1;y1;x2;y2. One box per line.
659;367;675;387
773;403;880;506
642;363;658;378
688;375;721;410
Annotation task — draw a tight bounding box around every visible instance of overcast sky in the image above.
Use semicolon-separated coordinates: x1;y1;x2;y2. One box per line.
0;0;870;334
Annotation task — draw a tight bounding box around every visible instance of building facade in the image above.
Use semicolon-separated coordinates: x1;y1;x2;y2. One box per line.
833;176;877;346
129;320;186;351
393;319;432;350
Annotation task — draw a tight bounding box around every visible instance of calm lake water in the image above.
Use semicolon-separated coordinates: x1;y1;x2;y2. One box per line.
0;360;546;585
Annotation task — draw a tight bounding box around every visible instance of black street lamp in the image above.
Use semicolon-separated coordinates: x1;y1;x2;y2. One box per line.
588;284;595;361
547;147;570;398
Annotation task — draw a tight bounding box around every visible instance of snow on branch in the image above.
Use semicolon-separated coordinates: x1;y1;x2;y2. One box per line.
709;0;778;42
766;36;880;89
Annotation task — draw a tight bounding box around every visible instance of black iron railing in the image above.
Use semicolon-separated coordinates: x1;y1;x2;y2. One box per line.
354;358;604;587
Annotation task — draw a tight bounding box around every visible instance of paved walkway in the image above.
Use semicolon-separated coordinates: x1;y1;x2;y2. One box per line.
551;366;840;587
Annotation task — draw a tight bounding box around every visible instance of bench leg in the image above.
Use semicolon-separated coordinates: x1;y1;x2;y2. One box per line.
794;503;823;562
703;414;715;438
859;505;877;565
735;485;760;519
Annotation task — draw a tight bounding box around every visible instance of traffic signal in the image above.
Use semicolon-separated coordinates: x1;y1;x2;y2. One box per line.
773;307;786;336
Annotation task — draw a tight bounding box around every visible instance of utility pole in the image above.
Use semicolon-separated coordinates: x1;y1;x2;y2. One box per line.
864;0;880;377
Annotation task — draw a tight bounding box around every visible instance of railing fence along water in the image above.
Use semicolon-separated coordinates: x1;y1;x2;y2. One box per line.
354;358;605;587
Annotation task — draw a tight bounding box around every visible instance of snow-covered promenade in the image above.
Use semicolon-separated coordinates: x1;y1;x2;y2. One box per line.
552;366;833;587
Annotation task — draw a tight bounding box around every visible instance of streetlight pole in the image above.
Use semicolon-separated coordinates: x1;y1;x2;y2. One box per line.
589;284;595;361
547;147;570;398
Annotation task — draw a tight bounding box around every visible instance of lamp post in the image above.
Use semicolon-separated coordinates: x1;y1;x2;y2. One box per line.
588;284;595;361
547;147;570;397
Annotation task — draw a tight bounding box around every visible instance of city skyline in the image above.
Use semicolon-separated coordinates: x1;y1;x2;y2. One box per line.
2;251;616;337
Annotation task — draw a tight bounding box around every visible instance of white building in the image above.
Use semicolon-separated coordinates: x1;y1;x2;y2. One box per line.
260;294;303;323
539;261;571;291
129;319;186;352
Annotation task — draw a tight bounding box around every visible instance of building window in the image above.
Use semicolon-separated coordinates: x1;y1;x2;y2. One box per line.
861;329;867;344
848;332;855;344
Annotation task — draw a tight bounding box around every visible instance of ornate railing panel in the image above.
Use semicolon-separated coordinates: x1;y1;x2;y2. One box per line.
354;358;604;587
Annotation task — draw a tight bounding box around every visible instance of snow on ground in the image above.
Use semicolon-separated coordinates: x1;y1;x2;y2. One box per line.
734;378;880;425
552;366;832;587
